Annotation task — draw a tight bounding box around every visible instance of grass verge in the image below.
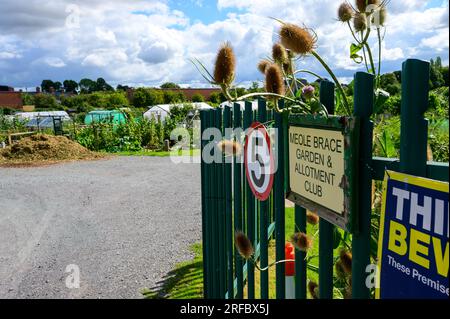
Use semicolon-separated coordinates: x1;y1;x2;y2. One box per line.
142;243;204;299
142;207;344;299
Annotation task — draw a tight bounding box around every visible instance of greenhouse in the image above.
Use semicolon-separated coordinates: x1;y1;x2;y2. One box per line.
84;110;127;125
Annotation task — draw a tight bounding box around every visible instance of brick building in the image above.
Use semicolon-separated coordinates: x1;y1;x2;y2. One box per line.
0;89;23;109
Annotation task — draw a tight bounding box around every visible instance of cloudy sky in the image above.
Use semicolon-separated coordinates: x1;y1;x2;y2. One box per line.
0;0;448;90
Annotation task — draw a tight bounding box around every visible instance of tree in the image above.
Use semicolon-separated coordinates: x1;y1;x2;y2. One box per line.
441;66;449;87
132;88;164;107
95;78;114;91
209;92;226;104
163;90;185;104
160;82;180;89
79;78;97;94
41;80;55;93
380;72;401;96
63;80;79;93
33;94;58;109
191;93;204;102
117;84;131;91
53;81;63;91
430;60;445;89
21;93;34;105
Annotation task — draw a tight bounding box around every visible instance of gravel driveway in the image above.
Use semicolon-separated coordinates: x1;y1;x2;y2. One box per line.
0;156;202;299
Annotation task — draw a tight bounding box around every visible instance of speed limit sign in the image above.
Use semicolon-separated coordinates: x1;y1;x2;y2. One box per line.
244;122;275;201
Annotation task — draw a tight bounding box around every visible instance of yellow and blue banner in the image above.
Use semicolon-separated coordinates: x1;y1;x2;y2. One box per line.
376;171;449;299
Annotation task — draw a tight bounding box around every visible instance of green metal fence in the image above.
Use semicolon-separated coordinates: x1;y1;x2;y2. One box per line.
200;59;449;299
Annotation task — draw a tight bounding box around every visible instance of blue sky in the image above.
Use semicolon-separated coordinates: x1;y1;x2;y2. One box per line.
0;0;448;89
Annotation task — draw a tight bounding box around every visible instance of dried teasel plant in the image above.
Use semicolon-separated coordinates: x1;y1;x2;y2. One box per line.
234;230;295;272
291;232;313;252
341;0;391;90
191;42;237;101
191;1;391;116
217;140;243;157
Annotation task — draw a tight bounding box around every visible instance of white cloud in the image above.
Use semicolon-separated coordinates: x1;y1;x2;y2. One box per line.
421;29;449;51
0;0;448;88
31;57;66;68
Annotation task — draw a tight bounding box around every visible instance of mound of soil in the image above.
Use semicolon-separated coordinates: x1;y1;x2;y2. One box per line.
0;134;104;166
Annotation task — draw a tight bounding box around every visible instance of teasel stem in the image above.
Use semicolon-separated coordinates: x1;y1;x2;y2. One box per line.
293;70;324;81
377;27;382;88
221;85;236;102
252;258;319;272
362;29;376;75
254;259;295;271
365;42;376;75
236;92;296;104
362;43;370;73
289;56;299;94
281;66;296;98
347;21;362;44
310;50;351;115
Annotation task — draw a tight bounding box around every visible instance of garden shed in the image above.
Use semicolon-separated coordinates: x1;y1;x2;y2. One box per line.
84;110;127;125
144;102;213;122
15;111;70;121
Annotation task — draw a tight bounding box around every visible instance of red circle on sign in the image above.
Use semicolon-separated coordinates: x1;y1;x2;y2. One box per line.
244;122;275;201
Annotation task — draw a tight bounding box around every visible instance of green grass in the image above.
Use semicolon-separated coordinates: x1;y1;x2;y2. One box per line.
116;149;200;157
142;243;204;299
142;207;345;299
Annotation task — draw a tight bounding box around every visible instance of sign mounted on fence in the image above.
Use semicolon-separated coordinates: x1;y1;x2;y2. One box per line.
287;115;360;232
244;122;274;201
376;171;449;299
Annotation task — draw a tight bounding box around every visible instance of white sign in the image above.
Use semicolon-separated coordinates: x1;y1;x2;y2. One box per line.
245;122;274;201
289;126;345;215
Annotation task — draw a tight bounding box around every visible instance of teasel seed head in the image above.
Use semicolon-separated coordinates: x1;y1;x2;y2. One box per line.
339;249;353;275
214;42;236;86
235;231;254;260
338;3;354;22
308;281;319;299
291;232;313;252
272;43;289;64
217;140;242;156
353;12;368;31
356;0;380;13
306;210;320;225
335;260;347;279
265;63;285;97
257;60;270;74
279;23;316;56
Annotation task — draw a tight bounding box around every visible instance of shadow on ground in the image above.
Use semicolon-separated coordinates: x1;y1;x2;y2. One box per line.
142;244;204;299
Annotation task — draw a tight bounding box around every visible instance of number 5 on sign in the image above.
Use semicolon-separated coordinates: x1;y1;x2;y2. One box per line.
244;122;275;201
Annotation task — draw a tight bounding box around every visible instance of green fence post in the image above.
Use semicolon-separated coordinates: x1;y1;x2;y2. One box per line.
400;59;430;177
200;110;209;298
352;72;374;299
244;101;256;299
318;80;335;299
258;100;269;299
295;205;307;299
224;106;234;299
209;110;220;298
274;100;286;299
233;103;244;299
216;108;227;298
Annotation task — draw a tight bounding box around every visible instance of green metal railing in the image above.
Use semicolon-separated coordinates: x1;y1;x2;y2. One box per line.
200;59;449;299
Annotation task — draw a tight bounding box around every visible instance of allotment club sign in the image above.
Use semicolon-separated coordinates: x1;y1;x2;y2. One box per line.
287;115;359;232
